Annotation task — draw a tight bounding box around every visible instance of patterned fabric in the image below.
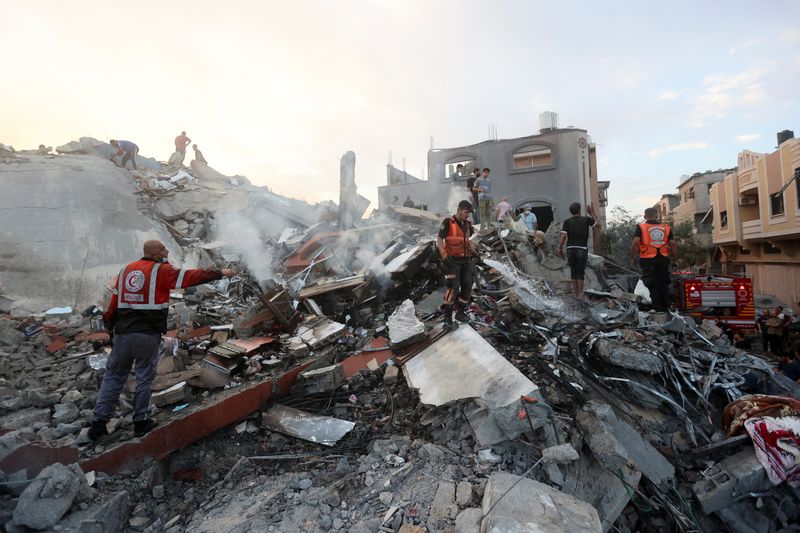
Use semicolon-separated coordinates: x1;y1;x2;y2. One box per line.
744;416;800;487
723;394;800;436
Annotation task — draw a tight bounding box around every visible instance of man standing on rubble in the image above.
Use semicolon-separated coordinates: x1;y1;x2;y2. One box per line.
474;168;493;230
629;207;678;312
557;202;598;299
175;131;191;154
88;240;235;439
436;200;477;330
109;139;139;170
494;196;513;223
522;207;537;232
403;195;415;208
466;167;481;225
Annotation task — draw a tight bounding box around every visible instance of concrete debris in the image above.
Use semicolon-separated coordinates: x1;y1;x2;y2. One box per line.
481;472;602;532
0;137;798;533
387;299;426;347
12;463;87;530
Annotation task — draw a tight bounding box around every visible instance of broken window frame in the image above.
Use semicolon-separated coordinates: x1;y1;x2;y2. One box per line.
511;144;554;171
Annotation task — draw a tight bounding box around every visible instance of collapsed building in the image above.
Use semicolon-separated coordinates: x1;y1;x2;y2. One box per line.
0;139;799;533
377;112;611;237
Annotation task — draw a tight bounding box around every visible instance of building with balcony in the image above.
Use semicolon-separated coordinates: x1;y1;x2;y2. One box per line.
377;116;608;245
710;130;800;312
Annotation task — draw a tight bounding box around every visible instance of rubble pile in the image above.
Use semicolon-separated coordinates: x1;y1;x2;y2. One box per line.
1;140;799;532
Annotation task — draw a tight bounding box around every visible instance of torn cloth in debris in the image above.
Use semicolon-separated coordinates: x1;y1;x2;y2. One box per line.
744;416;800;487
724;394;800;436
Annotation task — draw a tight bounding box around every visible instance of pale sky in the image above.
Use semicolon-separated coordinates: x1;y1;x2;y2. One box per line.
2;0;799;217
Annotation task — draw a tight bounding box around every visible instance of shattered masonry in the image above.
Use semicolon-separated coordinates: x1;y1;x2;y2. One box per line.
0;138;798;532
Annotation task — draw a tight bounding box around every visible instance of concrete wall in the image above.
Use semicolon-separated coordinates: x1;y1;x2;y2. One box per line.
0;154;180;309
378;129;602;224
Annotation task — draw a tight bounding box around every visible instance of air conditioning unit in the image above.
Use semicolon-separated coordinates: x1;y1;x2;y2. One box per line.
738;196;758;206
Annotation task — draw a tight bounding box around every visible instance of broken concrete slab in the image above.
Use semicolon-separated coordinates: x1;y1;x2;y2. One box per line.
403;325;540;409
13;462;87;530
455;507;482;533
429;481;458;524
482;472;602;532
79;490;131;533
297;364;345;393
577;401;674;486
261;405;355;447
0;407;51;430
692;447;771;514
591;338;663;374
386;299;426;348
0;322;25;349
542;443;580;464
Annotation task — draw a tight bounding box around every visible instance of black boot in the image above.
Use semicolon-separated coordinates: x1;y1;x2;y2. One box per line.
455;303;469;323
442;305;457;331
88;420;109;440
134;419;158;437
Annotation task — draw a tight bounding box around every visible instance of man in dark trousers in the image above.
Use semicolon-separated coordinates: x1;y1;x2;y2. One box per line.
89;240;234;439
557;202;598;299
629;207;678;312
110;139;139;169
436;200;476;330
466;167;481;225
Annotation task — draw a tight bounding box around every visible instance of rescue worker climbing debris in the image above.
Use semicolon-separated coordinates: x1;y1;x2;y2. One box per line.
89;240;235;440
436;200;477;330
629;207;678;312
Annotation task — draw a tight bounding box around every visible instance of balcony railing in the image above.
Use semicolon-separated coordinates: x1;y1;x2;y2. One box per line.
742;219;762;239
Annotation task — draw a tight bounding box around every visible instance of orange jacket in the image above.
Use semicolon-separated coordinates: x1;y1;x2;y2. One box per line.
638;222;671;259
444;217;473;258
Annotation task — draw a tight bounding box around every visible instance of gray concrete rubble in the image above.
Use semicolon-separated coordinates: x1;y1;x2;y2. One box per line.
12;463;89;530
0;137;798;532
481;472;602;532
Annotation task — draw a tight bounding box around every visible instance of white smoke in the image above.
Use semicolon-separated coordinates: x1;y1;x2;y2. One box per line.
213;210;287;286
446;182;472;215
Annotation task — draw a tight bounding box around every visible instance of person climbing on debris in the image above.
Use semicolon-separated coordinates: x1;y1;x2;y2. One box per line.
466;167;481;225
473;168;493;230
436;200;477;331
89;240;235;440
109;139;139;170
192;144;207;165
629;207;677;312
557;202;598;299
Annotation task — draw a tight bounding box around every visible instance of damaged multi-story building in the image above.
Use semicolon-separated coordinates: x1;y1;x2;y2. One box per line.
378;112;609;241
710;129;800;311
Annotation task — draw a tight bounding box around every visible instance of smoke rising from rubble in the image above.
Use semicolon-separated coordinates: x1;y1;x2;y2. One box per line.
213;211;285;287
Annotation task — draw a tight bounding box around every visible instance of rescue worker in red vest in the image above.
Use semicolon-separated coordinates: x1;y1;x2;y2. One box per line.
629;207;678;312
88;240;234;439
436;200;478;330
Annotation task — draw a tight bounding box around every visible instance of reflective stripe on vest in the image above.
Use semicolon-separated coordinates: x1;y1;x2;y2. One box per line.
116;261;170;310
638;223;670;259
444;217;471;257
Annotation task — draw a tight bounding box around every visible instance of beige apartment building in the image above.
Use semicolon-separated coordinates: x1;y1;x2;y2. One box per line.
710;131;800;312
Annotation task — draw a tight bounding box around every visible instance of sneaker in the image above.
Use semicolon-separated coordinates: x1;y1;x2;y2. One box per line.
454;307;469;323
134;419;158;437
88;420;109;440
443;313;458;332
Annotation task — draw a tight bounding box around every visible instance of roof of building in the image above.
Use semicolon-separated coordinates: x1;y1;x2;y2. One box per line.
432;127;588;153
677;167;737;188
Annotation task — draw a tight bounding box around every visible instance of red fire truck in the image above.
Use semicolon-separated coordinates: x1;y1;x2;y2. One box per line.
675;275;757;333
